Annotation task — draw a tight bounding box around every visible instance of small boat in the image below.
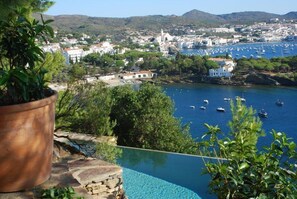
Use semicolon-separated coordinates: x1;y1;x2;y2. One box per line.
236;96;246;102
200;106;206;110
224;98;231;101
203;100;209;104
190;106;195;109
258;109;268;118
216;107;225;112
275;99;284;106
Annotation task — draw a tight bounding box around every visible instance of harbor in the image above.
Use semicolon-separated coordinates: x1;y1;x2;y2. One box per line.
181;41;297;59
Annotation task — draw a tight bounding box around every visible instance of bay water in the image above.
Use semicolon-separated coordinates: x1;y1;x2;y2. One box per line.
163;84;297;147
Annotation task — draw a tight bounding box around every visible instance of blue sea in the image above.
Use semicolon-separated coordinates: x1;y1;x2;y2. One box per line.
163;84;297;147
181;41;297;59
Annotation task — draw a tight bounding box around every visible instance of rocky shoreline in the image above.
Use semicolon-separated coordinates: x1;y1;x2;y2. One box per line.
155;73;297;87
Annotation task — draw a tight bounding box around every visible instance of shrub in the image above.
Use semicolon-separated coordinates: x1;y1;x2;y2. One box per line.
200;101;297;198
41;187;83;199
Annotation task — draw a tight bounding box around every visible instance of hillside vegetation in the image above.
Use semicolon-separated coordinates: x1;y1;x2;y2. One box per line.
40;10;297;36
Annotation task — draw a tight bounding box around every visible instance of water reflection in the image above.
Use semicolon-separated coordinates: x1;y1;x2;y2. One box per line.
118;146;168;168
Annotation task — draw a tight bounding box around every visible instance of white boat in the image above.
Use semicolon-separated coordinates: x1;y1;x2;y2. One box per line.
216;107;225;112
236;96;246;102
200;106;206;110
190;106;195;109
203;100;209;104
224;98;231;101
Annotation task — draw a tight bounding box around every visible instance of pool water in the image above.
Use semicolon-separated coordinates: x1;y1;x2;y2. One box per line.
117;147;216;199
123;168;201;199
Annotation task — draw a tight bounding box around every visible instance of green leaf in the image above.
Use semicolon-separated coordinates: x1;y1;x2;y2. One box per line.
0;70;9;85
11;70;29;83
239;162;249;170
50;188;55;198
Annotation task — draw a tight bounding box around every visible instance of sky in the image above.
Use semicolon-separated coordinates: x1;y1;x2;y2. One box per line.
45;0;296;18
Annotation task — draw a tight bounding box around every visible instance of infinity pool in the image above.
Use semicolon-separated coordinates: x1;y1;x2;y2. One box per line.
117;146;215;199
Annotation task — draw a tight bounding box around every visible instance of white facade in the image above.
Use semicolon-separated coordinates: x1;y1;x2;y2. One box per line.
63;48;84;64
212;28;235;33
208;58;235;78
209;67;233;77
63;42;115;64
212;38;228;45
119;71;156;80
90;42;115;54
155;29;174;43
42;43;61;53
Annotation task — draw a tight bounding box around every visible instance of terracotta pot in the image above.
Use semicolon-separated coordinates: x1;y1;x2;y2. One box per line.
0;92;57;192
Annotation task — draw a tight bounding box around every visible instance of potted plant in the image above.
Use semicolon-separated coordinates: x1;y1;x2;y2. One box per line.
0;11;57;192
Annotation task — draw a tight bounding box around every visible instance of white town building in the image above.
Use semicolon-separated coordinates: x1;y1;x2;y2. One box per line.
118;71;156;80
63;47;84;64
42;43;61;53
63;41;115;64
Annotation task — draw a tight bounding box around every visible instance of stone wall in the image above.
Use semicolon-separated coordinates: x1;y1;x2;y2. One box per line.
68;158;124;199
53;134;126;199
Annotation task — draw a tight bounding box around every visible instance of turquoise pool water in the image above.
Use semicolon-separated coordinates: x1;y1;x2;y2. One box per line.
117;147;215;199
123;168;201;199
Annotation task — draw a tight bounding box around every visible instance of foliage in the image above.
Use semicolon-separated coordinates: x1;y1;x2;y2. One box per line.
96;142;122;164
41;186;83;199
235;56;297;74
56;81;198;154
110;83;199;154
83;50;215;77
68;63;87;80
0;0;54;20
55;82;116;136
0;12;54;105
200;100;297;198
43;52;66;82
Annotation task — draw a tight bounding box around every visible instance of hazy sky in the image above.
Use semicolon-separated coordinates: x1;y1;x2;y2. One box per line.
45;0;296;17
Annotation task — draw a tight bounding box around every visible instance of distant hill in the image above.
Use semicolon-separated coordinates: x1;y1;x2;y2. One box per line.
182;9;225;24
219;11;280;23
50;13;215;36
40;10;297;38
284;12;297;19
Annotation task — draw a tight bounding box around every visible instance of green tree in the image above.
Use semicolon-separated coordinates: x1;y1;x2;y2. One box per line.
0;0;54;20
43;52;66;82
111;83;198;154
205;60;219;70
55;82;116;136
69;63;87;80
200;101;297;198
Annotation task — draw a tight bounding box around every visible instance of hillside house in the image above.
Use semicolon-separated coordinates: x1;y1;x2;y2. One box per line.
208;58;236;78
63;47;84;64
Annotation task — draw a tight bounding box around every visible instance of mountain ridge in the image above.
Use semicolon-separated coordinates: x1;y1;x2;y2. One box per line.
41;9;297;38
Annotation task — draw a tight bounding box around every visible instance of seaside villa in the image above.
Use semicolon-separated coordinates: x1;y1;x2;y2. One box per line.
118;70;157;80
208;58;236;78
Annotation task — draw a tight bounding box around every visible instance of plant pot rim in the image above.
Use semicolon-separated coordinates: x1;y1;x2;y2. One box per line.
0;90;58;114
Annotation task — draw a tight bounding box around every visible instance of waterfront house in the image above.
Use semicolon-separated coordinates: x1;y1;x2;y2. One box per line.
118;71;156;80
208;58;235;78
